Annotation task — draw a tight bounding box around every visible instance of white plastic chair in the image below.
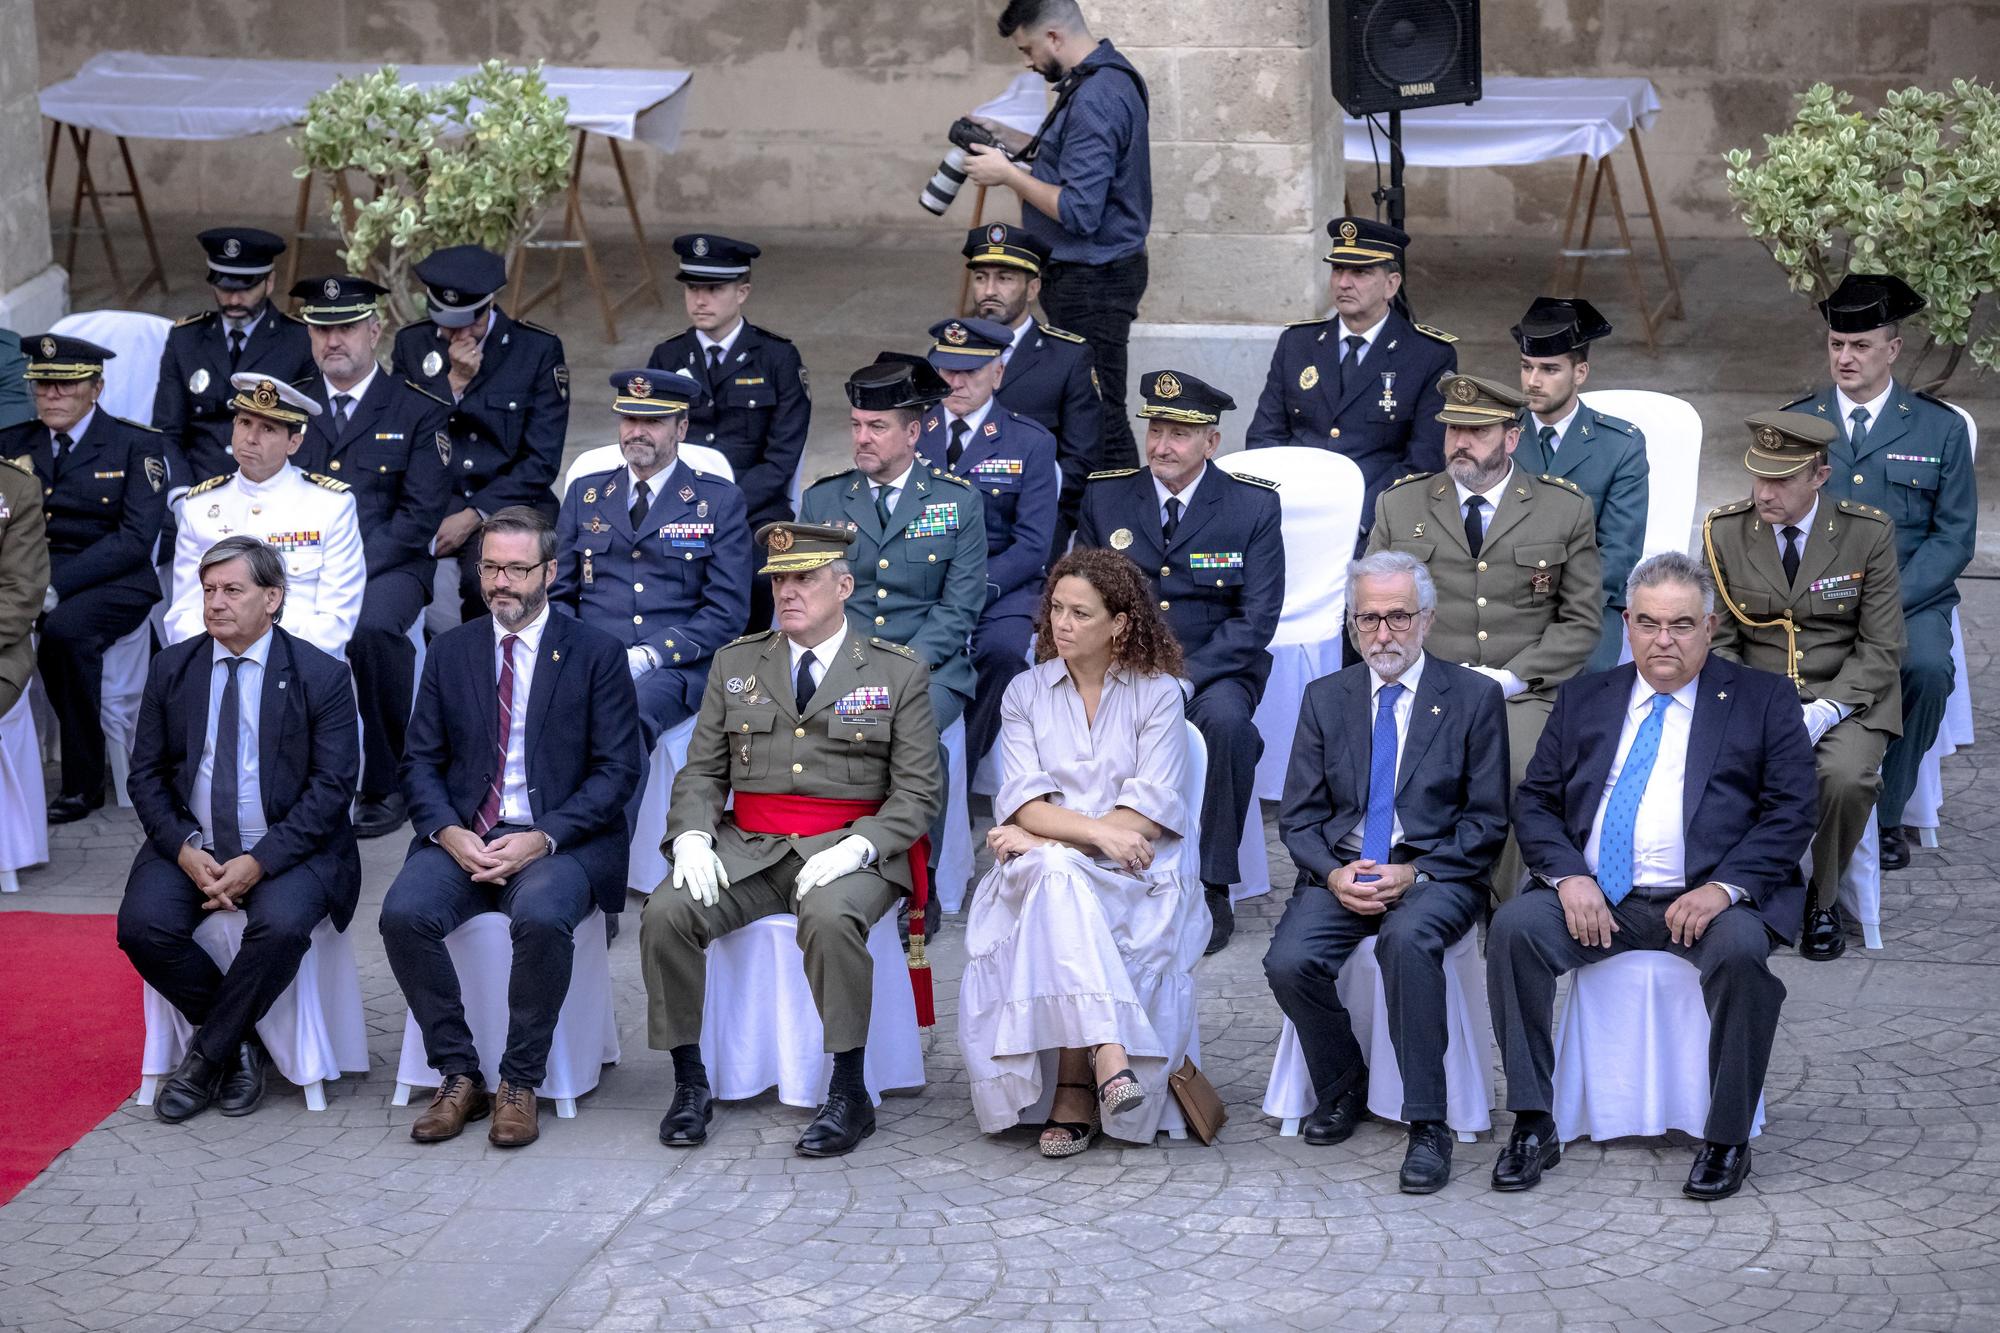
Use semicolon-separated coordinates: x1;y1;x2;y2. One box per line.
1579;389;1701;561
0;694;48;890
559;442;734;498
697;910;926;1108
627;716;697;895
392;908;620;1117
137;914;369;1112
1260;931;1493;1141
1905;402;1978;849
49;310;171;423
1551;951;1766;1144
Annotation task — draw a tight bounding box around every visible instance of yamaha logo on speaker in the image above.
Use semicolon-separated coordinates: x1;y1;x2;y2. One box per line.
1399;82;1438;97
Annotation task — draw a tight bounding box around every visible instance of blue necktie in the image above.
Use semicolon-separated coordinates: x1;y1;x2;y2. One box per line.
212;656;245;861
1598;693;1672;906
1357;682;1403;882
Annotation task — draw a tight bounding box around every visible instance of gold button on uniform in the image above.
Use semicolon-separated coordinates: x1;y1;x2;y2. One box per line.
739;723;750;733
633;615;643;624
1159;600;1170;611
1329;428;1341;439
878;558;889;570
1160;566;1171;576
1853;474;1865;484
1477;630;1488;641
330;460;341;471
876;588;888;598
791;763;803;773
633;582;644;592
1476;560;1488;572
794;727;805;738
874;615;886;626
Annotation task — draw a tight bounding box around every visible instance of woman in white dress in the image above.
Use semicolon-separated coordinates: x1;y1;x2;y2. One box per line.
959;548;1208;1155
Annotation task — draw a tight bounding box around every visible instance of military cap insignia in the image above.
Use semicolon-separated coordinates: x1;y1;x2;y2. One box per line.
143;456;165;493
1299;366;1319;390
435;431;451;466
38;337;54;357
251;379;281;411
189;368;209;394
322;278;340;300
694;236;714;257
441;288;462;305
768;527;795;554
988;222;1007;244
943;323;969;346
1109;527;1133;550
627;374;653;398
1339;220;1359;244
422;350;443;378
1756;425;1780;448
1155;371;1182;400
1448;377;1478;404
222;237;241;258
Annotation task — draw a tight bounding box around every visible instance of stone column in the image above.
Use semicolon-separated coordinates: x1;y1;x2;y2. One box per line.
0;0;64;332
1092;0;1343;450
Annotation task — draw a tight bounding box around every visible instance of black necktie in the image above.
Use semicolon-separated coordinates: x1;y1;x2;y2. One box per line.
1163;495;1183;543
947;419;969;469
630;479;650;531
1338;333;1366;393
1463;495;1486;557
331;393;352;435
52;431;74;476
1539;424;1557;457
228;326;246;369
212;656;245;861
1782;524;1803;585
874;484;896;528
795;652;817;713
706;344;726;393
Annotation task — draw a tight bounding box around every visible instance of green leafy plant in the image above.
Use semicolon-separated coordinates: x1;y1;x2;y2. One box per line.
291;61;573;325
1725;79;2000;391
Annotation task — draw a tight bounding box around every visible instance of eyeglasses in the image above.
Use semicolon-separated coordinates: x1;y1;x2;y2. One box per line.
1630;616;1704;640
1351;610;1419;633
476;560;548;582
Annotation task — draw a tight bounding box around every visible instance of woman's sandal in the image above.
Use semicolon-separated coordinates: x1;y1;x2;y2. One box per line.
1038;1082;1100;1158
1090;1048;1147;1117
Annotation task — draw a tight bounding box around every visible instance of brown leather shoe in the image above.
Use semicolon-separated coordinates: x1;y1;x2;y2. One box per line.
410;1073;491;1143
488;1079;540;1148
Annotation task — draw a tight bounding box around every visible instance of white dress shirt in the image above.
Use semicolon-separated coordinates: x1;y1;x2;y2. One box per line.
697;317;746;365
1452;463;1515;540
944;396;996;455
1336;652;1426;858
787;622;877;864
190;628;273;853
1002;316;1035;364
53;407;97;451
322;362;379;423
1835;381;1894;443
494;605;551;825
1531;400;1582;453
1335;310;1389;369
1152;463;1207;529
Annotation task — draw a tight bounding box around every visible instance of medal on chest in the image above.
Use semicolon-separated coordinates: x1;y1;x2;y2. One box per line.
1377;371;1399;414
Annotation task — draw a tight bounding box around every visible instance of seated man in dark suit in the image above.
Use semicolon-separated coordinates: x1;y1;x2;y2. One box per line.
117;536;361;1123
380;507;642;1150
1264;550;1509;1193
1488;552;1818;1202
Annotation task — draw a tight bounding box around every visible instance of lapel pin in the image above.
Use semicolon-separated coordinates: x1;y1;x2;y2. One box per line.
1412;522;1425;537
1717;691;1727;700
679;485;695;502
551;650;560;662
278;680;287;689
1430;705;1441;715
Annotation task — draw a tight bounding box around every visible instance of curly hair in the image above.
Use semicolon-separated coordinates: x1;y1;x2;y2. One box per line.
1032;547;1185;676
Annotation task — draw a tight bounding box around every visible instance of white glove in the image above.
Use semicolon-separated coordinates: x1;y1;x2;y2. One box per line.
626;645;657;681
41;586;58;613
670;831;729;907
1464;663;1528;700
795;834;874;898
1802;699;1843;746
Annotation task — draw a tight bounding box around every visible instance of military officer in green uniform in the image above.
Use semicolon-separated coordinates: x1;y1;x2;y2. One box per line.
1783;274;1975;871
1367;372;1602;897
1705;410;1904;960
642;522;943;1158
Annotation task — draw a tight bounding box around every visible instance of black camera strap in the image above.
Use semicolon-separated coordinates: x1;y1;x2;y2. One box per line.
1017;60;1149;165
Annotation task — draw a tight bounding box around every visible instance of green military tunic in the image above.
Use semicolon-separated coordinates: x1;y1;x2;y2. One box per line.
1705;494;1904;912
641;627;943;1053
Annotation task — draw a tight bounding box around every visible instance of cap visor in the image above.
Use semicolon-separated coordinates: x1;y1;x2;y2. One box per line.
1324;247;1399;266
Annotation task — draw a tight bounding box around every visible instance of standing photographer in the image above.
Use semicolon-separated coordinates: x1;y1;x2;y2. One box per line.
966;0;1151;471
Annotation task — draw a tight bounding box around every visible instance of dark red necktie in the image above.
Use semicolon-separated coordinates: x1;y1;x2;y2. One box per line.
473;633;519;835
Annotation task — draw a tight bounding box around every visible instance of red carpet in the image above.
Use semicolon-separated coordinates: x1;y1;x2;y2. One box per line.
0;913;143;1206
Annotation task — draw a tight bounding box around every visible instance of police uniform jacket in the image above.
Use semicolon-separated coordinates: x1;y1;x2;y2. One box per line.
1246;309;1457;526
166;466;366;657
915;402;1058;619
1367;467;1603;700
646;323;809;528
799;467;986;703
0;409;166;600
391;307;569;518
550;456;752;673
153;306;315;485
292;371;452;582
1787;381;1976;618
1075;465;1285;698
0;458;50;716
667;628;943;895
994;317;1102;504
1706;496;1905;734
1513;403;1649;612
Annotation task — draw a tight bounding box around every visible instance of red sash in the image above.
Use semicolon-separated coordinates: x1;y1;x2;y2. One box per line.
731;792;933;1026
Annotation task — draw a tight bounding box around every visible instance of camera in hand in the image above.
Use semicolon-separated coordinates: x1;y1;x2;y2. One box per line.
919;117;1007;217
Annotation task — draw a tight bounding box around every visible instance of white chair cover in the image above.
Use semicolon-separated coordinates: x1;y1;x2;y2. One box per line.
559;442;734;498
1260;930;1493;1138
699;911;924;1108
1908;403;1979;846
0;694;49;885
99;618;152;808
1840;821;1885;950
50;310;171;423
628;716;696;894
393;908;619;1113
138;914;368;1109
1551;950;1765;1143
1579;389;1702;560
935;716;974;913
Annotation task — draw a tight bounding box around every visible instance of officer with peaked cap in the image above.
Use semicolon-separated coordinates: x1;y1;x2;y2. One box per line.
388;245;571;622
1783;273;1974;871
287;274;453;836
154;227;314;490
552;369;751;839
1704;410;1904;959
0;335;168;821
1248;216;1458;540
1511;296;1650;672
1077;369;1284;953
916;316;1059;779
647;234;810;633
962;222;1102;560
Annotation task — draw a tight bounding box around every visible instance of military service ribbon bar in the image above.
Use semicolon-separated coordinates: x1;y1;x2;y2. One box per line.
969;458;1023;477
1189;552;1245;570
904;502;961;538
266;531;323;550
660;521;715;548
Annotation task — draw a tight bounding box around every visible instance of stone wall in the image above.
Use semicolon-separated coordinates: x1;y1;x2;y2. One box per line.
2;0;63;328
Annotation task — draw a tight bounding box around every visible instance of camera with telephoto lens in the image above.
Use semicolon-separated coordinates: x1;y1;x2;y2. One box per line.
919;117;1008;216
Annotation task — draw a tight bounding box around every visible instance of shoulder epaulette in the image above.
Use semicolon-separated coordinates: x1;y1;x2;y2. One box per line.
1087;467;1140;481
512;318;561;340
1387;471;1434;489
1229;470;1279;490
187;473;231;497
1706;498;1754;519
1835;498;1892;524
725;629;780;648
1284;315;1334;329
116;416;161;434
929;469;974;489
1780;392;1814;410
174;309;216;328
1413;323;1457;344
1589;411;1638;437
1913;389;1957;411
807;467;857;487
870;637;917;658
1038;323;1086;344
1535;473;1584;494
403;379;452;408
749;323;794;345
306;472;350;493
2;454;33;476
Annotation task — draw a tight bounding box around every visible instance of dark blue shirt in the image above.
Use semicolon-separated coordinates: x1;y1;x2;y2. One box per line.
1023;41;1151;265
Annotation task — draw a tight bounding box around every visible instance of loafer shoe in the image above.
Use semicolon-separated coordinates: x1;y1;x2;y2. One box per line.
1684;1141;1751;1201
216;1038;267;1117
156;1047;225;1124
1490;1122;1562;1191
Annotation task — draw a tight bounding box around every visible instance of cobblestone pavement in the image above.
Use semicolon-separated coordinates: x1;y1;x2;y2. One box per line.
5;617;2000;1331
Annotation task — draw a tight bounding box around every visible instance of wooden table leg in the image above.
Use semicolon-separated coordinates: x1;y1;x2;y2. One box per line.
44;120;60;195
606;136;663;317
1567;158;1608;294
519;132;618;341
66;127;128;297
1598;156;1657;352
115;136;167;302
283;171;314;303
1627;128;1686;323
1549;155;1588;292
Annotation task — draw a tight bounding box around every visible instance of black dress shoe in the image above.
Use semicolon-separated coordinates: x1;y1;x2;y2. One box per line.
658;1084;715;1147
1300;1084;1367;1146
795;1090;876;1157
1399;1121;1454;1193
352;792;409;839
1204;885;1234;956
1684;1141;1751;1201
1799;906;1847;961
216;1038;267;1117
1878;824;1910;871
156;1048;225;1123
1490;1122;1562;1191
47;792;103;825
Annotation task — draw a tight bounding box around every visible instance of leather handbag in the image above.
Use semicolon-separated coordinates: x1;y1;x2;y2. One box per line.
1168;1058;1227;1144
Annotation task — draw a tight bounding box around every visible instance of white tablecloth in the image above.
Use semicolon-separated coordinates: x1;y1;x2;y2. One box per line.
41;52;692;149
1343;76;1660;167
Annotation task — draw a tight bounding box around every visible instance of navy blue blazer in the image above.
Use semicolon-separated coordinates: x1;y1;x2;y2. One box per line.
1514;657;1817;942
126;627;363;929
993;318;1102;514
292;369;453;582
153;304;316;485
915;402;1058;619
1279;658;1510;893
2;409;167;599
646;322;810;528
400;611;644;913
